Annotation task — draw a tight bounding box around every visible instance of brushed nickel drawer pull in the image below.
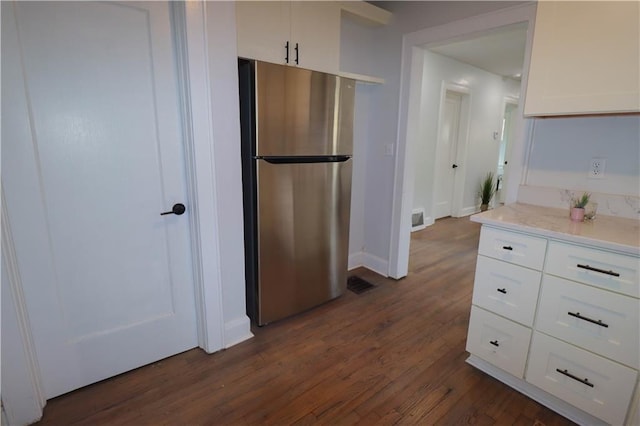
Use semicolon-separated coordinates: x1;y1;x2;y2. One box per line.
577;263;620;277
568;311;609;328
556;368;594;388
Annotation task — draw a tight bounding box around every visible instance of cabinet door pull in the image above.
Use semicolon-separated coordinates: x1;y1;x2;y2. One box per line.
576;263;620;277
294;42;299;65
489;340;499;347
285;41;289;64
502;245;513;251
555;368;594;388
496;288;507;294
568;311;609;328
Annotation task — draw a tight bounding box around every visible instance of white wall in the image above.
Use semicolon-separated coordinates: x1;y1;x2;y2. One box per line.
412;50;520;218
525;115;640;196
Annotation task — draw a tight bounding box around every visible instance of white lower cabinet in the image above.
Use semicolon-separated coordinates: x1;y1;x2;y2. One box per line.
472;256;541;326
466;306;531;378
527;332;638;426
466;224;640;425
536;275;640;370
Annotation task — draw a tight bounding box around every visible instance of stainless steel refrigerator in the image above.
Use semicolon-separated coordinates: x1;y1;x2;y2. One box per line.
238;60;355;325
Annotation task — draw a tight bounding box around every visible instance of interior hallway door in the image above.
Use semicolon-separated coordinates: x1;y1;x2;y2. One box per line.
433;91;462;219
2;1;197;398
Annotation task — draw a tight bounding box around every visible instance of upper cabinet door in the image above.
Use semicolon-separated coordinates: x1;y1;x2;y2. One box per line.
236;1;290;66
235;1;340;75
290;2;340;74
524;1;640;116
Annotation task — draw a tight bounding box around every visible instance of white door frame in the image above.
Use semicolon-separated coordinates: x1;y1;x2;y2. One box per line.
387;3;537;279
431;83;471;220
1;2;251;423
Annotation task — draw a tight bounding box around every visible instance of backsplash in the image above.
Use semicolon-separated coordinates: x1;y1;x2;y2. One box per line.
518;185;640;220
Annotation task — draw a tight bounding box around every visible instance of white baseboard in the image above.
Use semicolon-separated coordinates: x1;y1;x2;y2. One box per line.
411;224;426;232
456;206;479;217
360;252;389;276
348;252;364;270
223;316;253;349
424;216;435;227
348;251;389;277
466;355;606;426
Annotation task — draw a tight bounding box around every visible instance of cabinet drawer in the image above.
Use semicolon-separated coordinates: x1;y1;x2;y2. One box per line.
545;241;639;298
466;306;532;378
536;275;639;369
478;227;547;270
526;332;637;425
472;256;542;326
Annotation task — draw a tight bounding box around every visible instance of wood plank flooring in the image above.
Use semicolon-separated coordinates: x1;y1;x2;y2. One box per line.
35;217;575;425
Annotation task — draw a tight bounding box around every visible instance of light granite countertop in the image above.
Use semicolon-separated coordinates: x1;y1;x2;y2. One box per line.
470;203;640;256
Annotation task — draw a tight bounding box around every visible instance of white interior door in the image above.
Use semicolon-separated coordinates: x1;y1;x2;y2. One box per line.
2;1;197;398
498;102;518;204
433;92;462;219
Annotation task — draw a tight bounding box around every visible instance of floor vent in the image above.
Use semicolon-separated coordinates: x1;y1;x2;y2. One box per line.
412;208;426;232
347;276;376;294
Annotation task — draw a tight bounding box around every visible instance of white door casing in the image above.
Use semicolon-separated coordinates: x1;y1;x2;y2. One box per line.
3;1;198;399
433;91;462;219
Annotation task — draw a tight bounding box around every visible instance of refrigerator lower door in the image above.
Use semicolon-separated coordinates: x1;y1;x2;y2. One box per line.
256;158;352;325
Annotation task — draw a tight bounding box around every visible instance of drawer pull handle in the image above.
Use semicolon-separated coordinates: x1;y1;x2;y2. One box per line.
502;246;513;251
568;311;609;328
576;264;620;277
555;368;594;388
489;340;499;347
497;288;507;294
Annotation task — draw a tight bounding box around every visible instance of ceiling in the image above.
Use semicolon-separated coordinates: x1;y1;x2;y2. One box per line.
427;23;528;79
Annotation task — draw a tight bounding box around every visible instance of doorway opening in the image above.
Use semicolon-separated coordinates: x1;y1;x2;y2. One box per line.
388;4;536;279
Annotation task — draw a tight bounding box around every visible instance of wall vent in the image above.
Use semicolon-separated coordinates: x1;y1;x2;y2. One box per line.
411;208;426;232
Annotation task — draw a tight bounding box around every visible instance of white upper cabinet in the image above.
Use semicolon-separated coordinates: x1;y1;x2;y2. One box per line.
524;1;640;116
236;1;340;75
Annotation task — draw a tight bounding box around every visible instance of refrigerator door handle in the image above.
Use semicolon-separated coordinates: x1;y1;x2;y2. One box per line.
258;155;351;164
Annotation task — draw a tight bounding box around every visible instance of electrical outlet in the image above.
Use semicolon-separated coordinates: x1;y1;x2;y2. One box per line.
588;158;606;179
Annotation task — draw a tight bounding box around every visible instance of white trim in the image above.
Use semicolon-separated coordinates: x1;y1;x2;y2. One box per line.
456;206;480;218
176;2;226;353
347;252;389;277
360;253;389;277
466;355;607;426
1;191;46;425
348;252;365;270
388;3;537;280
200;1;252;349
223;317;253;349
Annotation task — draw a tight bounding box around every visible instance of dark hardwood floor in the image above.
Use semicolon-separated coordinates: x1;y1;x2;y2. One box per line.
35;217;575;425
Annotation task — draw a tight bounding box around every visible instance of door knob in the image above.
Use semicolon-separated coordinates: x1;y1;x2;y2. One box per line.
452;164;458;169
160;203;186;216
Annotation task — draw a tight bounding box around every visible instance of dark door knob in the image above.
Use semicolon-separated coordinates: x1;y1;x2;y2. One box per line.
452;164;458;169
160;203;186;216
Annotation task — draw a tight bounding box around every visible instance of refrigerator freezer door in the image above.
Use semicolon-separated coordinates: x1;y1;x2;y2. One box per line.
256;158;352;325
255;61;354;157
